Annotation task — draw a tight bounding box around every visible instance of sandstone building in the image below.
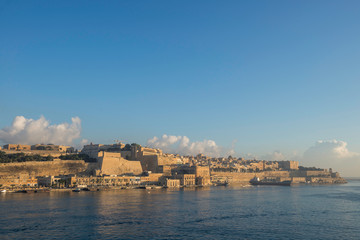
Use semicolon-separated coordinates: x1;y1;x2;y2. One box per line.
3;144;31;151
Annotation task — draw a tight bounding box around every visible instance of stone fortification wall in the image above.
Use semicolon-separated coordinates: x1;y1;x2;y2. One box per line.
135;147;179;172
211;170;345;184
3;144;31;151
264;171;290;178
308;177;346;184
211;171;290;183
305;170;330;177
120;151;131;159
97;152;142;175
157;155;180;166
278;161;299;170
211;172;261;183
138;155;180;173
139;155;159;172
0;160;97;178
290;170;331;177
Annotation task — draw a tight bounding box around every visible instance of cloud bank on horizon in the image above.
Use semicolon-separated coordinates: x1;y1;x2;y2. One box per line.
303;140;359;161
300;140;360;177
147;134;235;157
0;116;82;146
258;140;359;177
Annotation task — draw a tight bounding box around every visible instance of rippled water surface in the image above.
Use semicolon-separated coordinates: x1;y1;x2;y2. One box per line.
1;180;360;239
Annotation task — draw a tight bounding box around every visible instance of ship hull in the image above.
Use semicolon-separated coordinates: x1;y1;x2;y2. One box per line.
250;181;292;186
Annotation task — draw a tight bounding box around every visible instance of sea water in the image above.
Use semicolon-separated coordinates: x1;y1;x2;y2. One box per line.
1;180;360;239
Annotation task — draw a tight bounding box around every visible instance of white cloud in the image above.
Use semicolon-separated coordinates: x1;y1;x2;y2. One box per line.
261;151;286;161
147;134;234;157
80;139;89;146
0;116;82;146
74;138;90;150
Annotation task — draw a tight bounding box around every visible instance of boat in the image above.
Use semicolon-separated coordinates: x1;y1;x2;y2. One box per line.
72;188;81;192
214;181;229;186
15;190;28;193
0;189;6;193
140;185;162;190
250;177;291;186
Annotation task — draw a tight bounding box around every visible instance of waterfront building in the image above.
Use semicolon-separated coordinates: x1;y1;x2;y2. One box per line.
165;178;180;188
176;174;196;186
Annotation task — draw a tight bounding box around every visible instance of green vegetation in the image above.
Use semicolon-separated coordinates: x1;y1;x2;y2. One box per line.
59;154;97;162
131;143;141;148
34;145;54;150
299;166;324;171
0;151;54;163
123;144;132;151
121;143;140;151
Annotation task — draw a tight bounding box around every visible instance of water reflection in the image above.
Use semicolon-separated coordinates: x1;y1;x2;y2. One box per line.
92;188;214;239
1;183;360;239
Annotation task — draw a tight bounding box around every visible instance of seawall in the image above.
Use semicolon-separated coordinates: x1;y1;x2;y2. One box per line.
211;171;290;183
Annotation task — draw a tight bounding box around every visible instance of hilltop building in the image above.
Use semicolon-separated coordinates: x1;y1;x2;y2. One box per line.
81;142;125;158
3;144;31;151
31;144;74;153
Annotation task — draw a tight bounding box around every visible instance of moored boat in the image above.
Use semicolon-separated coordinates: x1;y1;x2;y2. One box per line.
15;190;28;193
250;177;291;186
214;181;229;186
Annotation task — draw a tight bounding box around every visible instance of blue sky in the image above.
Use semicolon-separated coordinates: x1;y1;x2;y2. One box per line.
1;1;360;174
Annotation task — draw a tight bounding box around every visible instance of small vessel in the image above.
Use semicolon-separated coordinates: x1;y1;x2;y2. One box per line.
15;190;28;193
214;181;229;186
250;177;291;186
72;188;81;192
0;189;6;193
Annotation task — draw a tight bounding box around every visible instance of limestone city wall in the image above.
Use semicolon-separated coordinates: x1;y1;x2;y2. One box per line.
97;152;143;175
0;160;97;178
211;171;291;183
290;170;331;177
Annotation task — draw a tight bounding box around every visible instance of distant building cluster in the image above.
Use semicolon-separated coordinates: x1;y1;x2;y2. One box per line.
0;141;346;190
187;154;299;172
